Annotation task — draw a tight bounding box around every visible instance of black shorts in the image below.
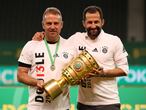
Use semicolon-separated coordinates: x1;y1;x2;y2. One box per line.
77;102;121;110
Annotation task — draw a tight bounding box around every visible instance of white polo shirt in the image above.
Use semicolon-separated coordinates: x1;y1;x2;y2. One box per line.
18;37;70;110
65;30;129;106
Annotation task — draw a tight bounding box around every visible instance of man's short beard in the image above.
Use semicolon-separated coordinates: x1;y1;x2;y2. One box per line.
87;26;101;40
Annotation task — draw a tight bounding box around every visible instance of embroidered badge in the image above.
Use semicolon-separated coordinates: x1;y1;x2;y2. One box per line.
102;46;108;53
63;52;68;59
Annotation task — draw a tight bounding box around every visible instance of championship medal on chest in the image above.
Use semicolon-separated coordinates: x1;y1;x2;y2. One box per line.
50;65;55;71
44;37;60;72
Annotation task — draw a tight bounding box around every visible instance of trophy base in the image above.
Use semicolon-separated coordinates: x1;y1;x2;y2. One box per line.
43;78;67;100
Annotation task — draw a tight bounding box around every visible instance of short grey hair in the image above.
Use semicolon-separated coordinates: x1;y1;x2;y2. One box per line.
42;7;62;22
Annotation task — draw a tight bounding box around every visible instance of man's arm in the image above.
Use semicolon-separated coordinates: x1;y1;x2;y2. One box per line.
17;66;44;89
88;67;127;78
102;67;127;77
91;57;128;77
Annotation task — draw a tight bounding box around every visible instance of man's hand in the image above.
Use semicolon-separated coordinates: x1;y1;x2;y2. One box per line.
36;79;44;90
32;31;45;41
86;67;105;77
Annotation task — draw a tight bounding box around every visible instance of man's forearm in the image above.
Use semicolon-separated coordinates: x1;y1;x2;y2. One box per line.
17;67;37;86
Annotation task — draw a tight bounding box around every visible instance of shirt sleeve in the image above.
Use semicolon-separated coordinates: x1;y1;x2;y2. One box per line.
114;37;128;61
114;37;129;74
18;41;34;65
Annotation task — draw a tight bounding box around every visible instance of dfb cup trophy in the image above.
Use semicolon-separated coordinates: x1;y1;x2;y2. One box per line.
43;50;99;100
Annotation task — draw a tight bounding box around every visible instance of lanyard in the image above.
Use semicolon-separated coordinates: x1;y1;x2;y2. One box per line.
44;37;60;70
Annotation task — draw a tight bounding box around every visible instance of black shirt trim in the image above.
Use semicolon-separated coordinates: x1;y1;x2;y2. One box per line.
18;62;31;68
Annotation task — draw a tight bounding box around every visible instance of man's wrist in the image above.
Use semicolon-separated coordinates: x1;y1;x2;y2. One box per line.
99;72;106;77
97;70;107;77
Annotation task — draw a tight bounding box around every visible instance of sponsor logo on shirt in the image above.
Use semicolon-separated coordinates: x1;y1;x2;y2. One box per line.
53;53;59;58
92;48;98;52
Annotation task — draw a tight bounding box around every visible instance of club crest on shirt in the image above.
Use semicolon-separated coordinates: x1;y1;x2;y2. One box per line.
62;52;68;59
102;46;108;53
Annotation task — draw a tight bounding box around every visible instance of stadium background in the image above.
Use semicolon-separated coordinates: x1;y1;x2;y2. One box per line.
0;0;146;110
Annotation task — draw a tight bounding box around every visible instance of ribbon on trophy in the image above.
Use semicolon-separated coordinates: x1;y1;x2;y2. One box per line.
43;50;99;100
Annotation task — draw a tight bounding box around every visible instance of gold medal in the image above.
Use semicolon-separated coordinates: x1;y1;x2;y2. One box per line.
50;65;55;71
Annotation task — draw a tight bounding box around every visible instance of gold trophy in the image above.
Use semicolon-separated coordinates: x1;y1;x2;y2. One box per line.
43;50;99;100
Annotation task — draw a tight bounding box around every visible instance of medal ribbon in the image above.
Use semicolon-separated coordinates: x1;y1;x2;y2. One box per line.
44;37;60;68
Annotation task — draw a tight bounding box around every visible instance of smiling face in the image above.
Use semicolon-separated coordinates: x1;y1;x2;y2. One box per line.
42;8;63;43
83;9;104;40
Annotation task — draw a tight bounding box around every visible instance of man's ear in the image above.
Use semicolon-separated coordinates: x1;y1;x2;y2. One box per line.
82;20;85;28
61;21;63;29
42;21;45;30
101;19;105;27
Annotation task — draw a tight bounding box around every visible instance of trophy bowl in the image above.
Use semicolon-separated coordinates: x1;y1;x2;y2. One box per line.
43;50;99;100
